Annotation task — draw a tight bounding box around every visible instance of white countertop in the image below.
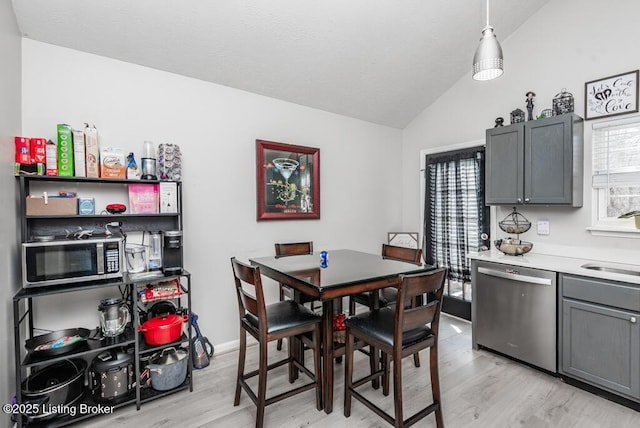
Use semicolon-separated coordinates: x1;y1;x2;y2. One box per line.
468;250;640;285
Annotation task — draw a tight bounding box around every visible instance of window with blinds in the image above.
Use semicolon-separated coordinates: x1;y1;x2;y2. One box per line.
592;117;640;222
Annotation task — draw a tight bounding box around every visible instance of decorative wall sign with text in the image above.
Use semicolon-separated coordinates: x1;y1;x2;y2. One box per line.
585;70;638;120
388;232;419;249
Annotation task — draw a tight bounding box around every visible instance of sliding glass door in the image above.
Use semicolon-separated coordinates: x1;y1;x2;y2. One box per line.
424;147;490;321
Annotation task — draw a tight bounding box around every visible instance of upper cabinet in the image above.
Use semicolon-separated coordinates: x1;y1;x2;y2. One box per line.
485;113;583;206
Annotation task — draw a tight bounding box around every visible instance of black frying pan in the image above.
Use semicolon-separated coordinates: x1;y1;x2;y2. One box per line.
25;328;91;357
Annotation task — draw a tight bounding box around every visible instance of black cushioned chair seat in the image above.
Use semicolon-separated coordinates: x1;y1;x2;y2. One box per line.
245;300;321;334
345;307;433;348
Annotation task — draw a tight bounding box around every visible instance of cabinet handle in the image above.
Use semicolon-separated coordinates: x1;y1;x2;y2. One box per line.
631;317;637;324
517;198;522;203
524;198;530;203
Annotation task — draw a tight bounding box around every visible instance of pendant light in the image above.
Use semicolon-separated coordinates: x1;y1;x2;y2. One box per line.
472;0;503;81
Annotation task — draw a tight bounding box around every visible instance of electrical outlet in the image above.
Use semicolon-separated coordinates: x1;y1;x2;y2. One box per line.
537;220;550;235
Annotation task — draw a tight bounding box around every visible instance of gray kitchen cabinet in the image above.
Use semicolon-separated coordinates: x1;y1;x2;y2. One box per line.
485;113;583;206
559;274;640;400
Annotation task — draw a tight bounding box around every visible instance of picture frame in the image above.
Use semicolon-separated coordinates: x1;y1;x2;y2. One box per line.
256;139;320;221
584;70;639;120
387;232;420;249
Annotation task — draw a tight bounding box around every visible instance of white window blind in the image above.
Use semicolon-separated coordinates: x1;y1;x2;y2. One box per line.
592;117;640;218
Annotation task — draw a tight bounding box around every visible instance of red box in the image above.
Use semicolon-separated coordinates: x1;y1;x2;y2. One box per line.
30;138;46;164
15;137;31;164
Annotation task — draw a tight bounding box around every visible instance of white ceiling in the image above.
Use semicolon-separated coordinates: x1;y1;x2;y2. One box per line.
11;0;550;128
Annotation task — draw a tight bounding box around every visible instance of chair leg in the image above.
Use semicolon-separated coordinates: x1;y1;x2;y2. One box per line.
392;356;404;428
382;352;390;396
288;335;296;383
413;351;421;367
343;330;354;417
234;328;246;406
348;296;356;316
277;285;285;351
256;339;268;428
430;345;444;428
313;327;323;410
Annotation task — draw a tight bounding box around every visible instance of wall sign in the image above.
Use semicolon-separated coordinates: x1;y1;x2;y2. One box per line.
256;139;320;221
584;70;639;120
387;232;419;249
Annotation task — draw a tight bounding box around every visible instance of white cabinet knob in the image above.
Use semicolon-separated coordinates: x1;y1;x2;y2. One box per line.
631;317;637;324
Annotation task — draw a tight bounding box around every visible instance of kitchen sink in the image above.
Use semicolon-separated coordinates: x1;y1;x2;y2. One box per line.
581;263;640;276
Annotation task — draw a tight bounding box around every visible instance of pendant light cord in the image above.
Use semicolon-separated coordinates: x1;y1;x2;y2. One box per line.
486;0;490;28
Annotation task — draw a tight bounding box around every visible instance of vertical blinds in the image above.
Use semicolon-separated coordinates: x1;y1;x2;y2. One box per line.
425;149;488;283
592;117;640;188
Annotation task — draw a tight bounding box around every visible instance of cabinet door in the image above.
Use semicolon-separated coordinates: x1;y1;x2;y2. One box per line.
524;115;572;204
561;298;640;399
485;124;524;205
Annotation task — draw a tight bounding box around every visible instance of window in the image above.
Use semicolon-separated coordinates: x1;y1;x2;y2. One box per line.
592;117;640;227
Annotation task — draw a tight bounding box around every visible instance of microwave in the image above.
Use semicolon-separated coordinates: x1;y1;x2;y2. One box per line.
22;236;123;288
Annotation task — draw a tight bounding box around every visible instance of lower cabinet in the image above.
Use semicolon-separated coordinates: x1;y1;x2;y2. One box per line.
559;274;640;401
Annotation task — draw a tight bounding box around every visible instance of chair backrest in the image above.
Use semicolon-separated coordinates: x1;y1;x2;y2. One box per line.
382;243;422;266
230;257;267;334
394;268;447;339
274;241;313;258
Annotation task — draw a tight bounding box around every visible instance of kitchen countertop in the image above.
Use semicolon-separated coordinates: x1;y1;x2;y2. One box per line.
468;251;640;286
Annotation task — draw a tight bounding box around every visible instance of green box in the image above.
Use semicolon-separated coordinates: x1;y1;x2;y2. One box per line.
57;124;74;177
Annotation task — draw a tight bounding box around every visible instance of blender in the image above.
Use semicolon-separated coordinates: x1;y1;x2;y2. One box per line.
98;298;130;337
141;141;157;180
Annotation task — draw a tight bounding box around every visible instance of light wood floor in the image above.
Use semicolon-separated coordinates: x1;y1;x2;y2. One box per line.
77;314;640;427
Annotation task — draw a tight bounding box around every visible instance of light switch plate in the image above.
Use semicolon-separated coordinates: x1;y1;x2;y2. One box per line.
537;220;550;235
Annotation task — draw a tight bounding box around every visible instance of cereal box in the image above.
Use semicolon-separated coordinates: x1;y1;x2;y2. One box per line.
57;124;74;177
85;124;100;178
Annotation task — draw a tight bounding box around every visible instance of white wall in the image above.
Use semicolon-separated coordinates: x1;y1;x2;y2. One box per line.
402;0;640;264
21;39;403;347
0;0;22;410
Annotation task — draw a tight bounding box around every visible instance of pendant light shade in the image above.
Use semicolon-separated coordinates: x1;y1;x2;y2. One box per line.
472;0;503;81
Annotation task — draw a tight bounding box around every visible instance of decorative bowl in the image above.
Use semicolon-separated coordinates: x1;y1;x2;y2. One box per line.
494;238;533;256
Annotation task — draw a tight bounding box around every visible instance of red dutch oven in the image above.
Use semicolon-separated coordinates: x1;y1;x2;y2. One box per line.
138;314;187;345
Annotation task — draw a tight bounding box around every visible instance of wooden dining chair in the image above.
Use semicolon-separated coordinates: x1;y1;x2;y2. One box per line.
349;244;424;366
344;268;447;428
231;257;322;428
274;241;316;351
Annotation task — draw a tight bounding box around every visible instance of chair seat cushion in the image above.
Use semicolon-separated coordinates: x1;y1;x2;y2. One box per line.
244;300;321;334
345;307;433;348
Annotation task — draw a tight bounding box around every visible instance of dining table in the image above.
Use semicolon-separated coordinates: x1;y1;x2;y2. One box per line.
249;249;434;413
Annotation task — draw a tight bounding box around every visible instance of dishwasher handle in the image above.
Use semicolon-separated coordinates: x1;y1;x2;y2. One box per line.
477;266;553;285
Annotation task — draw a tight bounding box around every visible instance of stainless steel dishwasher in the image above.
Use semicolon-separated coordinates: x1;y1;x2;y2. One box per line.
472;260;557;372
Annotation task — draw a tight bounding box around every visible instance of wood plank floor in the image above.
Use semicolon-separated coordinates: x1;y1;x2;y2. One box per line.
77;314;640;427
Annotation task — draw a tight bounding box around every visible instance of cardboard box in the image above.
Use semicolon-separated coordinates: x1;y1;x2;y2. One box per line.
57;124;74;177
159;182;178;213
128;183;159;214
26;197;78;216
72;129;86;177
85;125;100;178
46;140;58;176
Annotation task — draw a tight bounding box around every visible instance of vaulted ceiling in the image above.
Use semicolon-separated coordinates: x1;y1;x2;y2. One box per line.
12;0;551;128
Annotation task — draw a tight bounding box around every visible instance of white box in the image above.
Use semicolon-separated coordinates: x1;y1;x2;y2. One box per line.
73;129;86;177
159;182;178;213
85;125;100;178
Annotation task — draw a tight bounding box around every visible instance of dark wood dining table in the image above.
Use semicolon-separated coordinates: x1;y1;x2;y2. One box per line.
250;249;434;413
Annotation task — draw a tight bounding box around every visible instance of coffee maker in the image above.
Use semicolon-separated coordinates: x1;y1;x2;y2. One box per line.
162;230;183;275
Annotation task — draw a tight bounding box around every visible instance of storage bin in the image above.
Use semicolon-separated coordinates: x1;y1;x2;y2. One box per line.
26;197;78;215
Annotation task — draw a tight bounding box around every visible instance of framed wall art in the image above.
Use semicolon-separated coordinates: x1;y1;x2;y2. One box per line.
387;232;420;249
584;70;639;120
256;139;320;221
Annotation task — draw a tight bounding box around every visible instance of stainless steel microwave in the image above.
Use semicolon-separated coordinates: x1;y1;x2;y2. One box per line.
22;236;123;288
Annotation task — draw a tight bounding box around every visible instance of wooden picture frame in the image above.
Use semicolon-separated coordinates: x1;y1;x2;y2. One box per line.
387;232;420;249
256;139;320;221
585;70;639;120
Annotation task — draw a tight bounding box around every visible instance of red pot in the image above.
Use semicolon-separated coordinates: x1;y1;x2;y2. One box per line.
138;314;186;345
